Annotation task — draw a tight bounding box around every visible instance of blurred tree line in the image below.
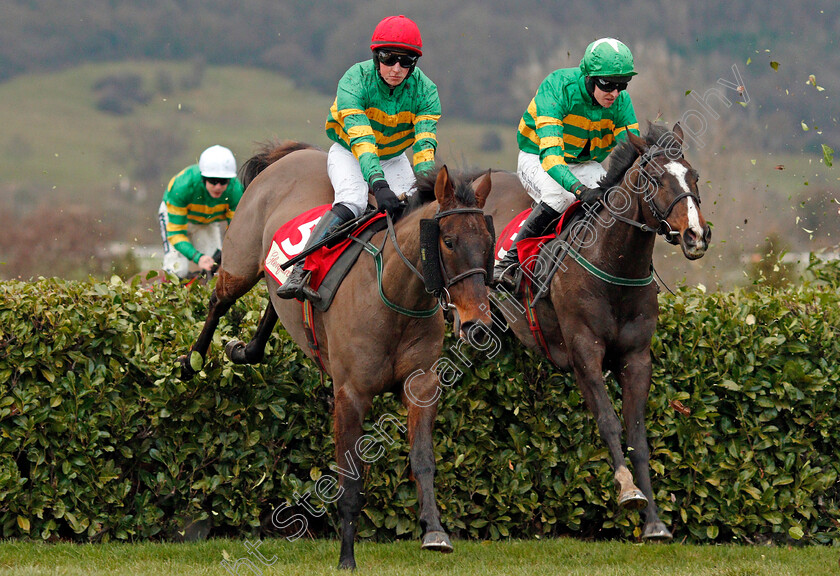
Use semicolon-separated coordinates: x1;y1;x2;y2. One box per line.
2;0;838;153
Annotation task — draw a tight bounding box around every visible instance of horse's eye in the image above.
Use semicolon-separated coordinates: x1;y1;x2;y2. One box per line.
443;237;454;250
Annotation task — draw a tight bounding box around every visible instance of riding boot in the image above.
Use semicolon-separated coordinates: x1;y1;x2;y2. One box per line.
492;201;561;291
276;207;352;302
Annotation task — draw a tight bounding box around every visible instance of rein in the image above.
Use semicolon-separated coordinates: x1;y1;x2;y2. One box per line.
363;237;440;318
565;245;653;287
600;146;702;245
364;207;488;317
535;146;691;294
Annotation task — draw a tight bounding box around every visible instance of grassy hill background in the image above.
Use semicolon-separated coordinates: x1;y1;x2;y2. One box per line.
0;60;835;288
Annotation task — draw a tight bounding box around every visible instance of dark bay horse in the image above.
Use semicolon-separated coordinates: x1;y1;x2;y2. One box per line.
482;123;710;540
179;142;495;569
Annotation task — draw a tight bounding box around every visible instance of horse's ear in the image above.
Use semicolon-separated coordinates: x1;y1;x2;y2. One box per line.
672;122;685;148
434;165;455;209
472;170;492;209
627;131;648;156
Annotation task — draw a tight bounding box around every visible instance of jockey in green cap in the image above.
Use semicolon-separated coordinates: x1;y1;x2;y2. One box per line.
494;38;641;290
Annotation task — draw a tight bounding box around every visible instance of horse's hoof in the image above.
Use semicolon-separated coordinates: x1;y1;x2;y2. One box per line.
642;521;673;540
177;354;196;380
421;531;453;553
224;340;246;363
618;489;648;510
337;558;356;570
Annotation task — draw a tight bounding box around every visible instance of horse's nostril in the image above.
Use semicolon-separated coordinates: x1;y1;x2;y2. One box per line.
463;321;494;348
704;226;712;243
684;229;697;245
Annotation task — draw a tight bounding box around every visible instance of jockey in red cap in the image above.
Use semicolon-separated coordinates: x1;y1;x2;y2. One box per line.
278;15;442;303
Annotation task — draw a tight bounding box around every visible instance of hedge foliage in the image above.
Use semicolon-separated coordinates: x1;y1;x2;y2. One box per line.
0;259;838;545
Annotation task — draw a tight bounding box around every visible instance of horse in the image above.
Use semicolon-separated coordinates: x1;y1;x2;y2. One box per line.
481;122;711;540
178;141;496;569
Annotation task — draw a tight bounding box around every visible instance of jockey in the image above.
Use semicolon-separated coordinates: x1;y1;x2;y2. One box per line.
277;14;442;302
493;38;641;290
158;145;244;279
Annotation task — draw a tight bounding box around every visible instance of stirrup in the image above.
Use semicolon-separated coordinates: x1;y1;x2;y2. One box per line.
493;248;519;287
493;264;521;292
276;266;320;302
493;256;521;289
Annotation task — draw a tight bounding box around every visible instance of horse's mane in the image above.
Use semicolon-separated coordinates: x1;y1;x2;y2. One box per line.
402;166;487;217
599;123;673;190
238;140;319;188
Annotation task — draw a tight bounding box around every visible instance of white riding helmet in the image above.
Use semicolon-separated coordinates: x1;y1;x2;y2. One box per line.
198;145;237;178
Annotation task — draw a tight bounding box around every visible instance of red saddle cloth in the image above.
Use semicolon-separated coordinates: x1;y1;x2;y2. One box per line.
493;202;582;276
265;206;384;290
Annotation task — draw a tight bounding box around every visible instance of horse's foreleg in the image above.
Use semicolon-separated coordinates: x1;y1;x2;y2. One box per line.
402;372;452;553
333;386;370;570
571;338;647;511
179;270;257;379
224;300;278;364
618;351;673;540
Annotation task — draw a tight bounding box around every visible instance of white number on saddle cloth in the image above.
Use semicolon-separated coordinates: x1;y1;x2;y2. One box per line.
495;213;527;262
265;216;321;285
281;218;321;255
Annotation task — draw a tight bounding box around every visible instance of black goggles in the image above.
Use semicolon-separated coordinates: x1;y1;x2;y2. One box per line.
203;177;230;186
375;50;419;68
594;77;629;93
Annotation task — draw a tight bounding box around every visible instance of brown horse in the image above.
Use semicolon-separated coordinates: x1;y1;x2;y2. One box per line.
481;122;710;540
179;142;495;569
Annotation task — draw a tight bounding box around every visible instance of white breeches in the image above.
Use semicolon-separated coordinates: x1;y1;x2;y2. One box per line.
158;201;225;278
327;143;417;217
516;151;607;213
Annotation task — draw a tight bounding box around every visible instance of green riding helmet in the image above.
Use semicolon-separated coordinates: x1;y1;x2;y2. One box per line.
580;38;637;79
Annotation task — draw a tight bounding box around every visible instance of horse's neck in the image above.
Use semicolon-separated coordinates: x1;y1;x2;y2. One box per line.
585;172;656;277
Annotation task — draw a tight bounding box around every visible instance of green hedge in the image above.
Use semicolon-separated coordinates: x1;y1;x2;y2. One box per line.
0;259;838;545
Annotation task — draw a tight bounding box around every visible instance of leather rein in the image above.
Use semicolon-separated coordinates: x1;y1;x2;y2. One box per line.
383;206;489;312
600;146;701;246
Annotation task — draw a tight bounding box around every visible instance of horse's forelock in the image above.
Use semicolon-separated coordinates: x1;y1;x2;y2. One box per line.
404;167;484;215
644;123;672;148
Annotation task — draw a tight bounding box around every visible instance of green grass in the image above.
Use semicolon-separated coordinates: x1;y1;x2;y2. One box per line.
0;539;836;575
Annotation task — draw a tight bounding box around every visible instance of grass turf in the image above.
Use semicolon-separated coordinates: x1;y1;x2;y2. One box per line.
0;538;836;575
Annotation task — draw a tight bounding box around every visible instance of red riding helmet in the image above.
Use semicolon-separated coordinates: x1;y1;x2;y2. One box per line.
370;15;423;56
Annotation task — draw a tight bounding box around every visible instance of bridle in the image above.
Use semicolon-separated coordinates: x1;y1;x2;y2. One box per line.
387;207;493;311
601;146;701;245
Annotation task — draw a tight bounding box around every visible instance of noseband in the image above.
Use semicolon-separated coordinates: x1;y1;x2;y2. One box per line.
604;146;701;245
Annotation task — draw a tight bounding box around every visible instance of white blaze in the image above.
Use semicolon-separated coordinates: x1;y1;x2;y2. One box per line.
664;161;703;238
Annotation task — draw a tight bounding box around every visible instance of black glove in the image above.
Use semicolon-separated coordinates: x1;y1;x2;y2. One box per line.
210;249;222;274
576;185;605;206
371;180;400;216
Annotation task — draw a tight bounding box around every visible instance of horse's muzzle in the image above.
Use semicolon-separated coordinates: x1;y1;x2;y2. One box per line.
459;319;495;347
682;224;711;259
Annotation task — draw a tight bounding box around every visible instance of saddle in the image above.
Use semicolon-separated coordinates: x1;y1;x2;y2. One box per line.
265;206;387;312
494;202;585;292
